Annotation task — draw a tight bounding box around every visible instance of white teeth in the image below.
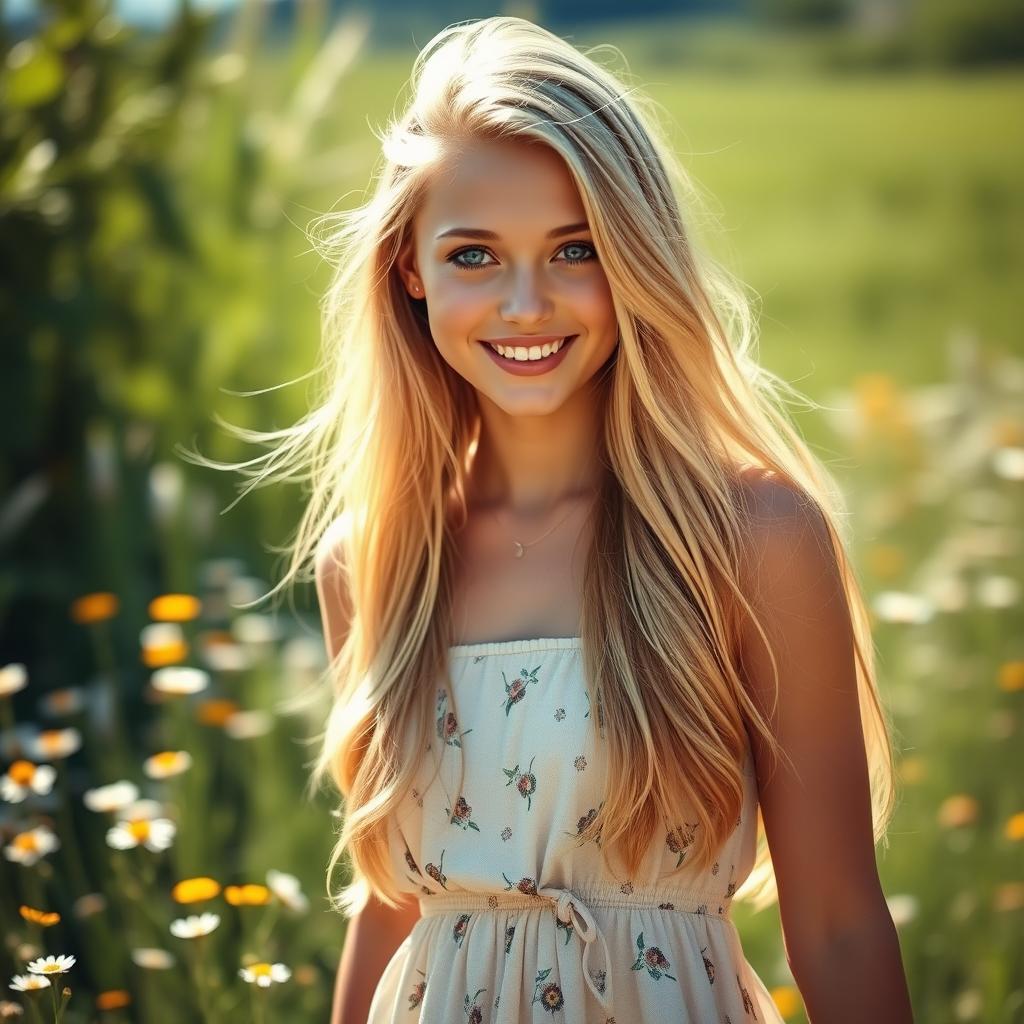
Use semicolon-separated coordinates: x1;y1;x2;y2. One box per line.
491;337;567;362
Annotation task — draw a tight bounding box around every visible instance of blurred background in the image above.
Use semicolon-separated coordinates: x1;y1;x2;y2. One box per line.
1;0;1021;1020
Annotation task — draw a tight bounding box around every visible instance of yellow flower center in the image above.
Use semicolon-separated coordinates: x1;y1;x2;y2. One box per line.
14;833;39;852
40;963;62;974
128;820;152;841
152;752;180;769
9;760;36;785
250;963;272;977
38;731;64;754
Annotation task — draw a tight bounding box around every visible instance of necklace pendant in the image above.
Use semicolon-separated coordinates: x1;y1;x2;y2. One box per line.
513;541;525;559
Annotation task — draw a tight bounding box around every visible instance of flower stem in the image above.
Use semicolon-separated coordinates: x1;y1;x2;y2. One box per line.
24;994;45;1024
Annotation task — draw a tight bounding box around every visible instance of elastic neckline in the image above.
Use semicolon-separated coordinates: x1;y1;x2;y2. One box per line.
448;636;581;658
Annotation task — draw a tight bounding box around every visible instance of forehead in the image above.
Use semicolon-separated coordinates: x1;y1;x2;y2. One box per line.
415;138;587;237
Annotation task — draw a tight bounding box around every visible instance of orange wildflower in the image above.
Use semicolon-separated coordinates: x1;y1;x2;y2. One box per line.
148;594;202;622
19;905;60;927
96;990;131;1010
224;884;272;907
171;877;221;904
71;592;119;625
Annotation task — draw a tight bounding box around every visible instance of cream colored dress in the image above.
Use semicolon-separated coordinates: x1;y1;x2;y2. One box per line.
368;637;786;1024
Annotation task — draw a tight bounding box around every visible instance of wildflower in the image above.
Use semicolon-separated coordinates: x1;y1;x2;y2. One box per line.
871;591;934;625
769;985;801;1017
120;799;164;821
171;877;220;903
232;613;279;646
143;750;192;779
27;728;81;761
999;661;1024;692
266;869;309;913
26;954;75;976
70;592;119;624
37;688;86;719
169;913;220;939
96;990;131;1010
18;907;60;927
106;818;176;852
198;633;250;673
0;664;28;698
140;623;188;668
83;781;139;814
130;948;175;970
1005;812;1024;842
224;710;273;740
8;976;49;992
0;999;25;1016
148;594;202;622
885;893;919;928
1;761;56;803
150;667;209;696
224;884;271;906
238;962;291;988
195;699;240;727
4;826;60;866
938;794;979;828
72;894;106;919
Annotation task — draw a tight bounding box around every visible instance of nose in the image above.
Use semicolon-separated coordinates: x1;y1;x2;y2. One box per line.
499;266;554;327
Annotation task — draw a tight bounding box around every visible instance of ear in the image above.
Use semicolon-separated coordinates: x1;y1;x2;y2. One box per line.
396;235;424;299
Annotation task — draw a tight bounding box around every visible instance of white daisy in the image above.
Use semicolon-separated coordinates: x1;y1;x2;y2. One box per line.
26;954;75;976
130;948;175;970
8;974;49;992
26;728;81;761
0;664;28;698
119;798;164;821
83;780;139;814
4;826;60;866
150;667;209;696
143;750;192;779
106;818;176;852
238;962;291;988
266;869;309;913
0;761;56;803
224;710;272;740
169;913;220;939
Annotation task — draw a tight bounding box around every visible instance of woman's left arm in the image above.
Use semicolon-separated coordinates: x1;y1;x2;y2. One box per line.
734;471;914;1024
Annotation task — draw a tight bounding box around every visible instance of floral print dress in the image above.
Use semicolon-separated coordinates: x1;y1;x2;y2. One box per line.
367;637;786;1024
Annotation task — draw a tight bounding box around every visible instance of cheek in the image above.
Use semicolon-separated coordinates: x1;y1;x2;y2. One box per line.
425;281;490;339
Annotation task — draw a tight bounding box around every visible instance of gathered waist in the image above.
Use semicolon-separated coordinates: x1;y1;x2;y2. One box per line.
417;879;733;920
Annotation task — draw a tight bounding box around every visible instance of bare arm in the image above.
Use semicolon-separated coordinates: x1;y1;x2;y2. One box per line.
315;521;423;1023
735;471;914;1023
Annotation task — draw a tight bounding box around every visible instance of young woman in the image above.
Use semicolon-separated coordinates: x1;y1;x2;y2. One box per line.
223;16;914;1024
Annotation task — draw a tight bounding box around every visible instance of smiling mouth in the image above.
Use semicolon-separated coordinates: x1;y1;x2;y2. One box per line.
480;336;576;362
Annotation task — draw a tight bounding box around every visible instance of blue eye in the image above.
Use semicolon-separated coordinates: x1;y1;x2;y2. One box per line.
447;241;597;272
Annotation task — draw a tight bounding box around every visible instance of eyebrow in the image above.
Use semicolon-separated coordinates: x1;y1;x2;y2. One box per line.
435;221;590;241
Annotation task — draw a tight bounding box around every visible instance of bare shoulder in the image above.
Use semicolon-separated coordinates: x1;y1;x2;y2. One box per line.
315;513;354;661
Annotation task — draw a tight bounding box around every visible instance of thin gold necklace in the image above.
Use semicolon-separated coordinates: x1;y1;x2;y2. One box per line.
489;471;596;559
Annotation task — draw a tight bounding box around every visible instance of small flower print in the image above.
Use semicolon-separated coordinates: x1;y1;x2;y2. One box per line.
620;881;633;895
487;895;498;909
502;872;538;896
630;932;677;981
554;707;566;721
737;974;757;1018
665;822;698;868
404;848;420;874
556;917;574;944
589;967;607;995
500;826;512;842
411;787;423;808
562;804;603;847
502;755;539;809
425;849;450;890
447;794;481;831
657;902;675;911
531;968;564;1013
504;924;515;955
501;665;542;716
573;754;587;771
701;946;716;985
407;969;427;1010
453;913;471;947
463;987;486;1023
712;860;719;875
436;690;473;748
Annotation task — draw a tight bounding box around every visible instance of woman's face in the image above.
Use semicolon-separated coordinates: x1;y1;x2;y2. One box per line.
397;137;619;417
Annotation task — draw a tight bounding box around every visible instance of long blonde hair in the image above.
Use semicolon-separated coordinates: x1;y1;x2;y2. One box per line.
187;16;899;919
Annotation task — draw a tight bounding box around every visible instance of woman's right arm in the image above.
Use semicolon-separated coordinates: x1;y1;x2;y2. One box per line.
315;522;422;1024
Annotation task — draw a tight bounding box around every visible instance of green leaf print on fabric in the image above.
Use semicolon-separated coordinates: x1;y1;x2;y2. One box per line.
424;848;450;890
446;794;482;831
453;913;471;948
501;664;542;716
532;968;565;1014
436;688;473;748
665;821;698;868
630;931;678;982
502;754;538;809
501;872;538;896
